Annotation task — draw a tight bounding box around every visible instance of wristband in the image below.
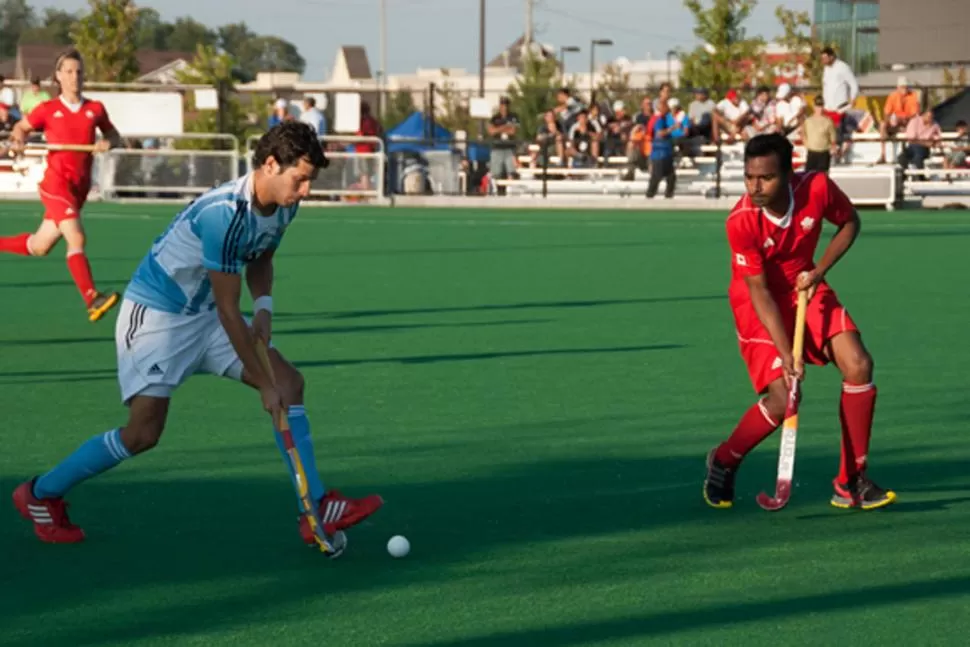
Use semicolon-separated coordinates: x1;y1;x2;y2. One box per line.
253;295;273;315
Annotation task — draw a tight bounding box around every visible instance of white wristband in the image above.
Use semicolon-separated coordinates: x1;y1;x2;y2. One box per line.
253;295;273;315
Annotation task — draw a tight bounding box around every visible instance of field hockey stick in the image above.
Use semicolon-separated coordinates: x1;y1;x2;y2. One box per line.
756;289;809;511
27;143;101;153
254;339;341;557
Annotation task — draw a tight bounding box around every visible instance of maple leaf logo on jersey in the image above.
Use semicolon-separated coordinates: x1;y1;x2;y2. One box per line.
800;216;816;231
763;237;775;249
85;110;95;119
735;253;747;266
53;110;64;118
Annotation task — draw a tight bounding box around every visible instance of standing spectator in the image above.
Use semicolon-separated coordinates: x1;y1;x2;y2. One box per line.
299;96;327;135
625;96;653;180
646;100;685;199
800;97;838;173
876;77;920;164
354;101;383;191
268;98;290;129
902;109;942;176
652;83;672;112
18;78;50;119
688;88;717;144
487;96;519;194
820;47;859;162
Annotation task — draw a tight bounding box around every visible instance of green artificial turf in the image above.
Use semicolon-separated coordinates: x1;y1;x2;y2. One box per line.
2;202;970;646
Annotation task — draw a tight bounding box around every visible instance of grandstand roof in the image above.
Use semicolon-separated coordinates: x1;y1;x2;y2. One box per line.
0;44;193;83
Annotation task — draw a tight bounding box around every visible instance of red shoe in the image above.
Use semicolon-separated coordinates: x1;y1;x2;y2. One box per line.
12;479;86;544
298;489;383;545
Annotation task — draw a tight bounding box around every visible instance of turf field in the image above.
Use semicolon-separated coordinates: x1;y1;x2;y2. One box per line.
3;202;970;646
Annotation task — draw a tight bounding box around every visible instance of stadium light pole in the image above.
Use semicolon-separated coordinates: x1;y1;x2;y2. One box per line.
478;0;486;139
559;45;580;80
589;38;613;104
379;0;387;116
666;49;677;84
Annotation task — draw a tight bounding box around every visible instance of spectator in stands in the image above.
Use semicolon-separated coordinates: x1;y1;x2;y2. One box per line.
625;96;653;180
744;86;775;139
820;46;859;163
268;98;291;128
487;96;520;194
901;109;942;176
299;97;327;135
555;87;583;133
715;89;750;142
687;88;717;144
646;99;685;199
0;103;16;133
773;83;805;138
604;100;632;159
876;77;920;164
353;101;383;191
653;83;672;112
18;78;49;118
801;96;838;173
944;120;970;175
0;76;14;112
534;109;565;167
567;110;599;168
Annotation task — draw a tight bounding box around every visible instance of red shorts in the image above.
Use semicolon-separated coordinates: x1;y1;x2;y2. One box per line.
38;179;88;224
732;283;859;393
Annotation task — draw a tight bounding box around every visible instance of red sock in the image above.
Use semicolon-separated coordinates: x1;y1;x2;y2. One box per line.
0;233;31;256
837;382;877;483
66;251;97;307
715;400;780;468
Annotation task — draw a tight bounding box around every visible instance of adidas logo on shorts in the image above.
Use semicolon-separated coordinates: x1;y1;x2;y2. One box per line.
147;364;163;376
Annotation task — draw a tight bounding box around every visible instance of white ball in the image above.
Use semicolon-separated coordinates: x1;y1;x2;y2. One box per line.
387;535;410;558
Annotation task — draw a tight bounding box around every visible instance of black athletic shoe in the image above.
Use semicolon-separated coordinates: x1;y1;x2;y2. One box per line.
704;448;736;509
831;473;897;510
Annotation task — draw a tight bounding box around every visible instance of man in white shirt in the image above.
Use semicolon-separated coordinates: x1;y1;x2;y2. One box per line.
773;83;805;138
715;89;750;142
299;97;326;135
820;47;859;161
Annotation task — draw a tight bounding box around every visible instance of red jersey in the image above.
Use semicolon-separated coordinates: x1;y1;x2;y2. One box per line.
28;97;114;189
726;171;855;299
355;114;381;153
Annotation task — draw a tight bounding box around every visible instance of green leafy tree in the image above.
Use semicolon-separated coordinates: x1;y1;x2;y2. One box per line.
70;0;140;83
0;0;35;58
165;17;217;52
595;62;640;112
435;69;478;137
679;0;765;95
506;51;562;140
774;7;829;89
134;7;172;50
19;8;76;45
381;89;417;130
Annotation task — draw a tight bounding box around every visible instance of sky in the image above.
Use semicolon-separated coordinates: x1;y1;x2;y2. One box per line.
31;0;816;81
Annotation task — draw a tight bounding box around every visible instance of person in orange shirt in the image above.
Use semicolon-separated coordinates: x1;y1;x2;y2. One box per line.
877;77;920;164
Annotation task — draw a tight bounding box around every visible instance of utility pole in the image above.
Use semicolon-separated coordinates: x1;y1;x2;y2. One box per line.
525;0;533;48
478;0;485;139
379;0;387;116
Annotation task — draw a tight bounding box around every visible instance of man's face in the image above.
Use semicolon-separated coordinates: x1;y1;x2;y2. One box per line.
922;111;933;125
557;91;568;104
744;153;787;208
264;157;318;207
821;53;834;67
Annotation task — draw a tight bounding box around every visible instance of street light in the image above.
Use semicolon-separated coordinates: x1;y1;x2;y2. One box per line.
589;38;613;104
666;49;677;84
559;45;580;79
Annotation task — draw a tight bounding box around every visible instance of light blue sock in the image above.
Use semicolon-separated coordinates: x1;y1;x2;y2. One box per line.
274;404;326;512
33;428;131;499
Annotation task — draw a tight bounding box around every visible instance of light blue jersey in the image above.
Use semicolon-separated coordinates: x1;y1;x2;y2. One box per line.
125;173;299;314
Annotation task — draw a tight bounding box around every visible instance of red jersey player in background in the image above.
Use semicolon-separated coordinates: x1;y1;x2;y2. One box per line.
0;49;125;322
704;133;896;511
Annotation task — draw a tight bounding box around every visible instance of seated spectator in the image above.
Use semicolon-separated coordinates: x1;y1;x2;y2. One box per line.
19;78;50;118
744;86;775;139
901;109;942;175
567;110;599;168
687;88;717;143
604;99;633;159
0;103;16;133
944;120;970;173
715;89;750;142
877;77;920;164
774;83;805;138
0;76;14;111
555;87;583;133
533;109;565;167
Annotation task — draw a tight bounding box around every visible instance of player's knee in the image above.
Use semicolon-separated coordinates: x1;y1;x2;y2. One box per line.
121;398;169;454
842;349;873;384
28;236;54;256
64;233;86;250
763;381;788;422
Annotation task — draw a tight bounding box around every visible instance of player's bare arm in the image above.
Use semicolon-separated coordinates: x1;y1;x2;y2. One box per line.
743;272;801;382
5;118;33;152
245;248;275;344
799;209;861;296
98;124;126;152
209;269;283;419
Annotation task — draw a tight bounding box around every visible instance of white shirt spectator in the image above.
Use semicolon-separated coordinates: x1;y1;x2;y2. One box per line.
717;98;750;123
822;58;859;113
0;85;15;108
300;106;326;135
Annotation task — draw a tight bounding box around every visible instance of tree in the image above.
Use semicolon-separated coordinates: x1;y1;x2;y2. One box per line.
175;44;259;150
434;70;477;137
774;7;829;89
679;0;765;94
70;0;140;83
595;62;640;112
19;8;76;46
165;17;216;52
135;7;173;50
381;89;417;130
0;0;35;58
506;51;561;140
933;66;969;105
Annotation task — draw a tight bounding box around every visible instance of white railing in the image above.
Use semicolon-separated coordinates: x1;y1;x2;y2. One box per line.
246;134;386;202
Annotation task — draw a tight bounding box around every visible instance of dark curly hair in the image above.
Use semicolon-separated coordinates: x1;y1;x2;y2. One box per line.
251;121;328;171
744;133;794;176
